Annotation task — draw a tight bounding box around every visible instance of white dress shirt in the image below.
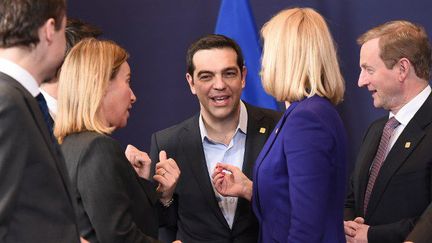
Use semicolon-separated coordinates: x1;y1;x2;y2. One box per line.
388;85;431;153
0;58;39;97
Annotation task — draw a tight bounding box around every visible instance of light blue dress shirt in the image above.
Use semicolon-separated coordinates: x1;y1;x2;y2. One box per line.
199;101;248;228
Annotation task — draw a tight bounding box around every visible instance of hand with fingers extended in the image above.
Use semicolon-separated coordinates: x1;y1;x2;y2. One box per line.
153;150;180;205
125;144;152;180
211;162;253;201
344;217;369;243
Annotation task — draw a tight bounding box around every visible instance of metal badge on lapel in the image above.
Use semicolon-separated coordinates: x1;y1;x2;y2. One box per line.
259;127;266;134
275;128;279;134
405;142;411;148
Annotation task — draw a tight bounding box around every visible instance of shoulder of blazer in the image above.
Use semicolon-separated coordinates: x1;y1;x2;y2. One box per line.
152;114;200;145
62;132;118;174
0;72;35;109
244;101;282;124
364;117;388;138
63;131;115;149
410;92;432;129
361;92;432;143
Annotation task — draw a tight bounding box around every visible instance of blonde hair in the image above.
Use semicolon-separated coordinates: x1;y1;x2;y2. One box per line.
261;8;345;104
54;38;129;143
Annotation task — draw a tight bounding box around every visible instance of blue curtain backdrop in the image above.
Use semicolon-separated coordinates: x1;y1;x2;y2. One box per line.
215;0;279;110
68;0;432;171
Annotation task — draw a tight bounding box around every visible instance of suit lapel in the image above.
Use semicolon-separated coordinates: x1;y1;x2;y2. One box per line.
254;102;297;171
179;116;230;229
242;105;270;179
366;94;432;218
233;104;273;226
252;102;297;219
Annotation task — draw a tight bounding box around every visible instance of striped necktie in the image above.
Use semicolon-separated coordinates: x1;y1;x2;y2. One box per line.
363;117;400;215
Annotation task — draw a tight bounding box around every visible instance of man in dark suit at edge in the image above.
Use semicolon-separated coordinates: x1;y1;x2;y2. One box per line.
344;20;432;243
149;34;281;243
0;0;80;242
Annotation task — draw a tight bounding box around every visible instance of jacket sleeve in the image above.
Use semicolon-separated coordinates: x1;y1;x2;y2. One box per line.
0;95;28;240
344;175;356;220
77;136;161;243
405;202;432;243
368;218;416;243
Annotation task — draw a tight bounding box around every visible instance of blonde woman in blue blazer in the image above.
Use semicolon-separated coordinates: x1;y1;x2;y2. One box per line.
212;8;347;243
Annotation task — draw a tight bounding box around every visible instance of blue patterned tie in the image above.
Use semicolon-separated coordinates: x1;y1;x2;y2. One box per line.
36;93;54;136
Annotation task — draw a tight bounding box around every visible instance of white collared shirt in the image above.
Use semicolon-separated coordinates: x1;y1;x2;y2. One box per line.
388;85;431;151
199;101;248;228
0;58;39;97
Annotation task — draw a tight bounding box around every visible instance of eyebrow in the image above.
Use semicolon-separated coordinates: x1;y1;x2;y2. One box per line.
222;67;239;72
196;70;214;77
360;63;372;69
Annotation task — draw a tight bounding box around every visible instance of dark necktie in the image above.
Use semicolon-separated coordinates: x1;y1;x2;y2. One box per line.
363;117;400;215
36;93;54;136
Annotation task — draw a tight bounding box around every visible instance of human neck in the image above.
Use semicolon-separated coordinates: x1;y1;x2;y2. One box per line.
40;81;59;99
390;79;428;114
201;109;240;145
0;47;45;85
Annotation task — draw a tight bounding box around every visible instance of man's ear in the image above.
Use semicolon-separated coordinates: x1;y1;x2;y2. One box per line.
397;58;410;82
241;66;247;88
186;73;196;95
42;18;57;44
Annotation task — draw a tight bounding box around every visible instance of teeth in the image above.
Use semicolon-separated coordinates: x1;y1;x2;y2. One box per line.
213;96;227;101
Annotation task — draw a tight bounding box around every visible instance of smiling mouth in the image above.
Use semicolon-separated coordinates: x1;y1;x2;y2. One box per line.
211;96;229;103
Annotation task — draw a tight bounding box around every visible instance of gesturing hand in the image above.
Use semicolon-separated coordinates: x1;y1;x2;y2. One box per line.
153;150;180;204
211;163;253;201
125;144;152;180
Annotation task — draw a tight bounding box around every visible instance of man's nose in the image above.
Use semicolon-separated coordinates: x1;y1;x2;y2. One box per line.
213;75;227;90
358;72;368;88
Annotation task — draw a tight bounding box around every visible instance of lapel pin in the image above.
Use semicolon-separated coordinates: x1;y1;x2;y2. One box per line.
405;142;411;148
259;127;266;134
275;128;279;134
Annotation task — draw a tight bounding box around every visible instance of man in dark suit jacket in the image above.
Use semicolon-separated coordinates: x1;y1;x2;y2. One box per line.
344;20;432;243
150;34;281;243
0;0;80;242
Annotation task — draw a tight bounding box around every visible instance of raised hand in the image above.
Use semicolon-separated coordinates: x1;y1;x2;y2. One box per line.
153;150;180;205
211;162;253;201
125;144;152;180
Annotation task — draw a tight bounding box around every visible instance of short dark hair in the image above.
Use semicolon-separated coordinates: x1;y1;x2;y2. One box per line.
186;34;244;76
65;18;102;55
0;0;66;48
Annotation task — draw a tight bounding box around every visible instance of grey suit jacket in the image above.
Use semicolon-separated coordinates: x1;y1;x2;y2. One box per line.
61;131;162;243
150;102;281;243
0;72;79;242
345;93;432;243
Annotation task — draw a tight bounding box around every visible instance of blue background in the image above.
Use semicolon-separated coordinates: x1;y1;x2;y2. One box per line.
68;0;432;171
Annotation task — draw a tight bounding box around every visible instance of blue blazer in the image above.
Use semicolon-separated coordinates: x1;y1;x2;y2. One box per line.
252;95;347;243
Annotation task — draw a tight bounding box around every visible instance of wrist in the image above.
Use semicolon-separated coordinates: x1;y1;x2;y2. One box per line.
160;197;174;207
241;179;253;201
